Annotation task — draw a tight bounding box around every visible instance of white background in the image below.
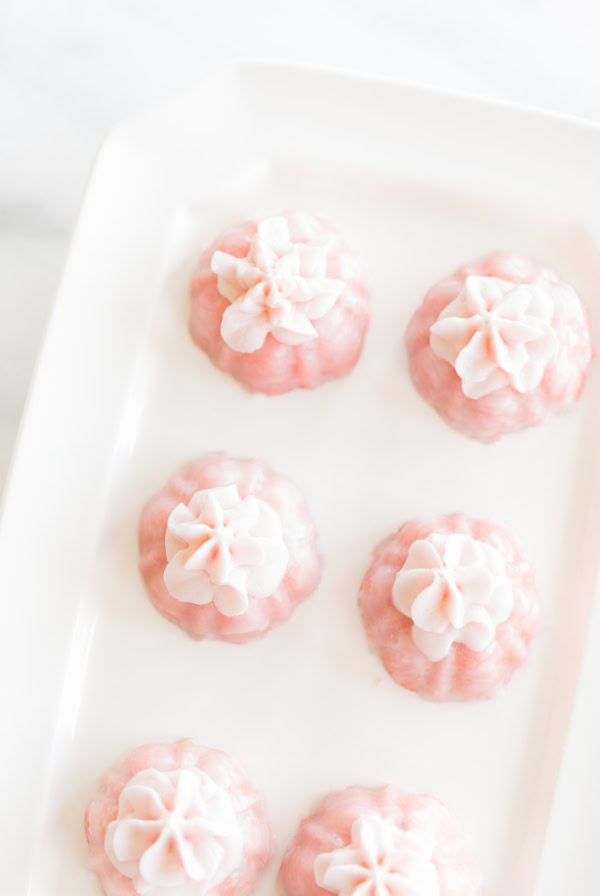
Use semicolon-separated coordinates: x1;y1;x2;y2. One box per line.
2;5;600;895
4;64;599;895
1;0;600;486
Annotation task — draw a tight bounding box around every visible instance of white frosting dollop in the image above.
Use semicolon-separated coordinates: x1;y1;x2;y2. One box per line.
105;767;243;896
211;214;345;353
392;532;513;662
164;484;288;616
314;812;440;896
429;275;560;398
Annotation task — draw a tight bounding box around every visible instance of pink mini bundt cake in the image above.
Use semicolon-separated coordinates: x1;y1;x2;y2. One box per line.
190;211;370;394
278;785;484;896
358;514;541;701
138;453;322;643
85;739;274;896
405;253;592;441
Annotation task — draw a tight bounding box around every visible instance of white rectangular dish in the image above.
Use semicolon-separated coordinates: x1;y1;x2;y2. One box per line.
1;62;600;896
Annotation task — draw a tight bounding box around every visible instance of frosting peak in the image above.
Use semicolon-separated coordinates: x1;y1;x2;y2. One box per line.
105;767;243;895
314;812;440;896
211;214;345;353
429;275;560;398
164;484;288;616
392;532;513;662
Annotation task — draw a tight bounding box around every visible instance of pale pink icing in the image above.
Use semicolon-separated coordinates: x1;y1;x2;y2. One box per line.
86;740;274;896
211;214;345;353
358;514;542;702
314;812;440;896
278;785;483;896
430;275;559;398
163;484;288;616
392;533;513;662
104;767;242;895
189;212;370;395
405;253;592;441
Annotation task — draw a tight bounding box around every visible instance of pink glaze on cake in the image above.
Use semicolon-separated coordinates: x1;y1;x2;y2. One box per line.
138;453;322;642
405;253;592;441
85;739;274;896
358;514;541;702
278;785;484;896
189;211;370;394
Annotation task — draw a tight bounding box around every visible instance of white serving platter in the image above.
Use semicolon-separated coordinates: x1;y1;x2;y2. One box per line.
1;62;600;896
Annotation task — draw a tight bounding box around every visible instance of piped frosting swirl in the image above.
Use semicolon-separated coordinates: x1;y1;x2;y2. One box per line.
164;484;288;616
392;532;513;662
105;767;243;895
429;274;560;398
314;812;440;896
211;214;345;353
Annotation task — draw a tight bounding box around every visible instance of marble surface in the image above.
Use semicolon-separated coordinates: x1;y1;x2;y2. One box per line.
1;0;599;488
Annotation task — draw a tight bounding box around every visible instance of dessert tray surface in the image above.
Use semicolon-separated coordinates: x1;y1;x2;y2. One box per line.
1;63;600;896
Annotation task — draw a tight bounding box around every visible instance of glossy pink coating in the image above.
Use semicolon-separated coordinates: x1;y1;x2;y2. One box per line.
278;784;484;896
405;253;592;441
138;453;322;642
189;214;370;394
85;739;274;896
358;514;541;702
